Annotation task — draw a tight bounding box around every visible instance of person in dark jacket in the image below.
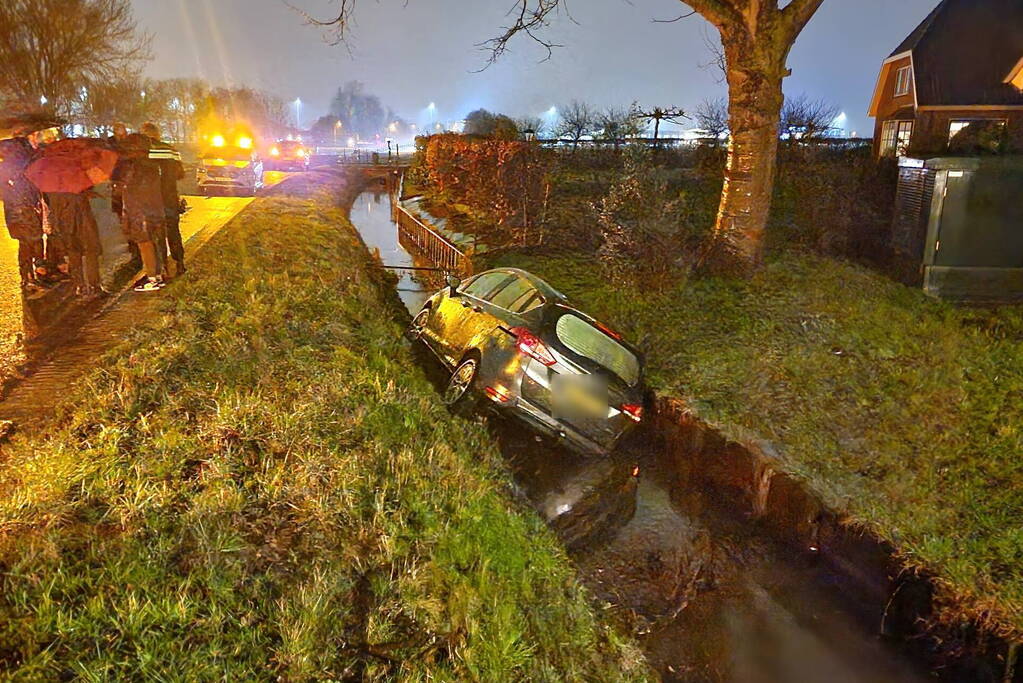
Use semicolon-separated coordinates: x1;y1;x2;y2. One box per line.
46;189;104;297
140;122;186;275
118;133;166;292
0;135;44;292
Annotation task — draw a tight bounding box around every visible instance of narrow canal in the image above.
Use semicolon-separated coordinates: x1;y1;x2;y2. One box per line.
349;189;931;683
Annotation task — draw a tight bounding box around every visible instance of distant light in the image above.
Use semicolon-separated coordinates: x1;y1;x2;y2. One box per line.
140;90;146;98
347;137;355;147
210;134;225;147
237;136;253;149
294;97;301;104
39;95;48;105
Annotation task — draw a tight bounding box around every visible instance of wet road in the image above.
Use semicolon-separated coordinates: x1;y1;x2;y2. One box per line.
349;189;932;683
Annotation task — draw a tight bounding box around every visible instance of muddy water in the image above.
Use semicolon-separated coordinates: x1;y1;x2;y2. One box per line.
348;190;930;682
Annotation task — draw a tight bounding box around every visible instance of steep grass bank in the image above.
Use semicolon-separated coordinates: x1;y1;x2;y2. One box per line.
0;172;648;680
494;249;1023;638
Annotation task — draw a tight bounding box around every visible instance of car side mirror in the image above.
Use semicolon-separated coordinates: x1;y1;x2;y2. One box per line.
445;274;461;294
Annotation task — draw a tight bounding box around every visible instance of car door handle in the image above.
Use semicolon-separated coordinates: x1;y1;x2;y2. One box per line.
472;305;483;313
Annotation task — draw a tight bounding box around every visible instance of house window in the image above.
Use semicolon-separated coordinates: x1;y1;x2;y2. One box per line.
894;66;913;97
948;119;1008;151
949;119;1007;141
880;120;914;156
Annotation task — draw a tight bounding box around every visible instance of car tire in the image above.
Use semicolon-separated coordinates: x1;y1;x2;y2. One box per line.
407;307;430;341
443;356;481;417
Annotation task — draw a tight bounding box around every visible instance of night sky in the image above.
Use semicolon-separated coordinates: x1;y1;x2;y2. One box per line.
135;0;939;136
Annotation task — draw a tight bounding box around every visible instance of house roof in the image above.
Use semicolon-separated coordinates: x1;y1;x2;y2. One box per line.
889;0;1023;107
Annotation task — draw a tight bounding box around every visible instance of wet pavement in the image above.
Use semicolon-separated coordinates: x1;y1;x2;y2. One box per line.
348;189;933;683
0;172;291;433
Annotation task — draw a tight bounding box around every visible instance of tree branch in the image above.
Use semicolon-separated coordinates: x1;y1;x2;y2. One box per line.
780;0;825;42
476;0;568;67
679;0;743;29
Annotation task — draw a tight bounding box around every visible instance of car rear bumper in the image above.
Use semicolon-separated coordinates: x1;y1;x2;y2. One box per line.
494;395;620;456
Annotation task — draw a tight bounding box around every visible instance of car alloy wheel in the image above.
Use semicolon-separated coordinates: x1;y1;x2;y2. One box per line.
408;308;430;341
444;358;479;407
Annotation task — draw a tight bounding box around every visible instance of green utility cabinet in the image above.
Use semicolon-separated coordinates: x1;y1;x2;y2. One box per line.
891;156;1023;302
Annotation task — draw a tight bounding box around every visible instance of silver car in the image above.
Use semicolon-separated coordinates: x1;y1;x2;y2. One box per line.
409;268;646;456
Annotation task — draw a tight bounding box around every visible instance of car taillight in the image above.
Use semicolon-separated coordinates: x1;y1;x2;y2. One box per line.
509;327;556;366
622;404;643;423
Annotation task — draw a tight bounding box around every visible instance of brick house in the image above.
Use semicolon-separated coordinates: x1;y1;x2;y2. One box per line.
869;0;1023;157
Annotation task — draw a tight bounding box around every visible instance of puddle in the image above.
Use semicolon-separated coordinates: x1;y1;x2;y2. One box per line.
348;188;933;682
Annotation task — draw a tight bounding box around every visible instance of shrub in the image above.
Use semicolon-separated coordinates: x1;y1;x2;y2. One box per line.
594;146;709;288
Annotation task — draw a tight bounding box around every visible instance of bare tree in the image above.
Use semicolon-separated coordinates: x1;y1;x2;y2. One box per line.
0;0;150;115
694;97;729;144
634;105;688;145
779;93;840;144
555;100;594;151
305;0;826;273
599;106;641;150
515;115;547;139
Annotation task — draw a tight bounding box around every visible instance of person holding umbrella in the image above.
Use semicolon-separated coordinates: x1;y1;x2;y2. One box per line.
22;133;118;297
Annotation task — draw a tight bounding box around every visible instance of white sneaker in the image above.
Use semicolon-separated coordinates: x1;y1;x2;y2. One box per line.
133;276;165;292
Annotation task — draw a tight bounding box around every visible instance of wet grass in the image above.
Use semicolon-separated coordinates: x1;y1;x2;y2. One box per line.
0;173;649;680
494;249;1023;637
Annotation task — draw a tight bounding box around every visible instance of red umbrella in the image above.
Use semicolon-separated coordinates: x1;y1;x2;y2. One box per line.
24;138;118;194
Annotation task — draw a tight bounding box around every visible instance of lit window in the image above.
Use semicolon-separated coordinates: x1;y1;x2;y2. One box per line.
894;66;913;97
880;120;913;157
949;119;1007;142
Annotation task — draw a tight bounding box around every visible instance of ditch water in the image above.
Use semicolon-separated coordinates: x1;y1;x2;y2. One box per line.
349;189;931;682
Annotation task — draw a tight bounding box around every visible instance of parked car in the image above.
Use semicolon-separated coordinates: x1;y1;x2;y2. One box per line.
196;142;264;197
409;267;646;456
267;140;309;172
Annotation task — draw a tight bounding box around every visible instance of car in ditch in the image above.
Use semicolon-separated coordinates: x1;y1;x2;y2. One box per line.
196;134;264;196
408;267;647;456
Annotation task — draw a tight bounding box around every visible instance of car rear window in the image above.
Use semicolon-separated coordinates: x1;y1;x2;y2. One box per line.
555;314;640;386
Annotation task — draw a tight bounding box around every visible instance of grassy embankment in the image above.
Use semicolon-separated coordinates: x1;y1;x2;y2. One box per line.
493;245;1023;637
0;171;649;680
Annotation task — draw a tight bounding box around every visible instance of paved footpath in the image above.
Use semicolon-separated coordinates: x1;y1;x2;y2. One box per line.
0;193;259;435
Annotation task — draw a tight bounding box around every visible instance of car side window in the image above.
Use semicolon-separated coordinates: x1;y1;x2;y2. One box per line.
489;276;534;310
462;272;512;300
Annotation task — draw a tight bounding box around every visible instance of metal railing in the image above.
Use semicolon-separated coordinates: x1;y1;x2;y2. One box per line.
393;204;472;276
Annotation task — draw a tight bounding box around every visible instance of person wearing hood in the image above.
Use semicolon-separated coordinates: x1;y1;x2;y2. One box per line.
0;134;45;293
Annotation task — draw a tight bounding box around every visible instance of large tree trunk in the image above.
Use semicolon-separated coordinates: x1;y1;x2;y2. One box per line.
710;55;784;269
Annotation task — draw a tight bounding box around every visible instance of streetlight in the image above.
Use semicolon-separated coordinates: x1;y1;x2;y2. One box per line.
388;121;398;134
333;120;342;144
294;98;302;129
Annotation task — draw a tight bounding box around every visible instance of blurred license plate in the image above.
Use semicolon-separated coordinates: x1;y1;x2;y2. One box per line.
551;374;608;420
